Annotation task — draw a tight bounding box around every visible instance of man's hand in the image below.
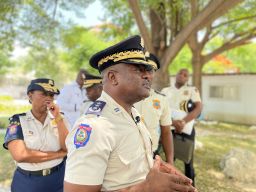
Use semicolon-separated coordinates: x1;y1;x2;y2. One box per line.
143;156;197;192
172;120;185;134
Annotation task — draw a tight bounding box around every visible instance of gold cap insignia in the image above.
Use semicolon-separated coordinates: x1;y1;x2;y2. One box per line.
49;80;54;86
140;37;144;48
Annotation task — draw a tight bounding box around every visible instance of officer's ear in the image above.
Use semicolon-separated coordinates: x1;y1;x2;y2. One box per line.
107;70;118;86
27;91;33;103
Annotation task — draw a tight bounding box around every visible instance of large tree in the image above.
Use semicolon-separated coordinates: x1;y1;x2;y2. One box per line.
130;0;251;92
187;0;256;92
101;0;250;92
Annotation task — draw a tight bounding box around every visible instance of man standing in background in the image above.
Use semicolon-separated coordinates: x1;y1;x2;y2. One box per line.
134;52;173;164
57;69;89;128
80;74;102;115
162;68;202;186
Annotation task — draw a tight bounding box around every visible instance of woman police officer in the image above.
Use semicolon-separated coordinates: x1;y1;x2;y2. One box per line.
3;78;69;192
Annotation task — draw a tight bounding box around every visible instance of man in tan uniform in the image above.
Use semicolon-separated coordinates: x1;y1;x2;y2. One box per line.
162;68;202;186
134;53;173;164
80;74;103;115
64;36;197;192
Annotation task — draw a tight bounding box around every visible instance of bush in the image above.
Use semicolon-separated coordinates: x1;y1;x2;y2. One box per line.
0;95;13;101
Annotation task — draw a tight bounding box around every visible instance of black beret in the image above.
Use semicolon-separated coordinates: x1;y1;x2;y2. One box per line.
84;74;102;88
145;52;160;70
89;35;152;72
27;78;59;95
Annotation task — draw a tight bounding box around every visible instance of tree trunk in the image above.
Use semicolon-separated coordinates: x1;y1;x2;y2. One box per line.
152;68;170;91
191;52;203;95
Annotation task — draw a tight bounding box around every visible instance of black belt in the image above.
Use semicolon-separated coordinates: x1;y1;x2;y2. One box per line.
17;160;64;176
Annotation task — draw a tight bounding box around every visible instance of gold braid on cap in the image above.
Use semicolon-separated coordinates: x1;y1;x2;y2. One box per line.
147;60;157;70
35;83;58;93
127;59;150;65
84;79;102;85
84;79;102;88
98;50;145;66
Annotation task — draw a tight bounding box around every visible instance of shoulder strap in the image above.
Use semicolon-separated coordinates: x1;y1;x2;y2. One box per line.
85;100;106;116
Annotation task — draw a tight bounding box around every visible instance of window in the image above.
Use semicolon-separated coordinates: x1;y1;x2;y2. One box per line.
209;85;239;100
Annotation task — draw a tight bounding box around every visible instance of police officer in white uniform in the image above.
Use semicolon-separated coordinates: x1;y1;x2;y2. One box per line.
64;36;197;192
134;53;173;164
57;69;89;127
162;69;202;186
80;74;103;115
3;78;69;192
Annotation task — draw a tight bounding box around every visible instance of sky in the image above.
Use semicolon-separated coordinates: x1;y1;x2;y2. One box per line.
11;0;104;59
74;0;104;27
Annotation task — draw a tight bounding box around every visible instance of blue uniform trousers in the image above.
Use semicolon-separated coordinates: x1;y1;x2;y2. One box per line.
11;161;65;192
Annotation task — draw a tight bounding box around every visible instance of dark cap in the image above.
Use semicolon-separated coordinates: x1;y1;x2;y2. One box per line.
84;74;102;88
145;52;160;70
89;35;152;72
27;78;60;95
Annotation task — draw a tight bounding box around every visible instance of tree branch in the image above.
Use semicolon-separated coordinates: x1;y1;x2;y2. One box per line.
128;0;153;52
203;33;256;64
161;0;241;71
199;25;213;47
212;14;256;29
197;0;244;30
229;27;256;42
53;0;58;20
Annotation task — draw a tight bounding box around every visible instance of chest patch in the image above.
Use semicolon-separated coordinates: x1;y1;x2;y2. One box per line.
152;99;161;109
74;124;92;149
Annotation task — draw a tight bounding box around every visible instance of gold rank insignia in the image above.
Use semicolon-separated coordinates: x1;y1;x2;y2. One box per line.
140;37;144;48
49;79;54;86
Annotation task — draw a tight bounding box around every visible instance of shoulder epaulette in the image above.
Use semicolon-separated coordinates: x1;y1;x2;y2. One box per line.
9;113;26;122
85;100;106;116
154;90;166;96
4;113;25;150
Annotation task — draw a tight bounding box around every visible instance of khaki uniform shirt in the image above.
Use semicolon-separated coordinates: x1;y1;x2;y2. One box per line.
80;100;93;116
134;89;172;152
4;111;67;171
65;91;153;191
162;85;201;110
162;85;201;134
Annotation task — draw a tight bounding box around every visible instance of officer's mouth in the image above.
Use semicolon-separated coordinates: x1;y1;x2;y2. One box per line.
143;82;151;90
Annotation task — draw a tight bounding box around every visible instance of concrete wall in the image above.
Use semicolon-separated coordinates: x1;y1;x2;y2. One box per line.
169;74;256;125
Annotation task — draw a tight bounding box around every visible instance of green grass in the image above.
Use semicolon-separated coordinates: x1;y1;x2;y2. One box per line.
0;96;30;128
0;133;15;187
162;122;256;192
0;117;9;128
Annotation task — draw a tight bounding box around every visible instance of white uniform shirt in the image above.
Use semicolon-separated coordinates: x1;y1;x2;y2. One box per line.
80;100;93;116
134;89;172;152
65;91;153;191
162;85;201;110
57;81;87;127
18;111;67;171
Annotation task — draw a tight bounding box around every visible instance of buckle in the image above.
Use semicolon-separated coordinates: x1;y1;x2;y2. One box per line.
42;168;51;176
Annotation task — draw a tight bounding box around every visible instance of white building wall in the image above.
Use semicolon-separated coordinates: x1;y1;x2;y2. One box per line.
169;74;256;125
